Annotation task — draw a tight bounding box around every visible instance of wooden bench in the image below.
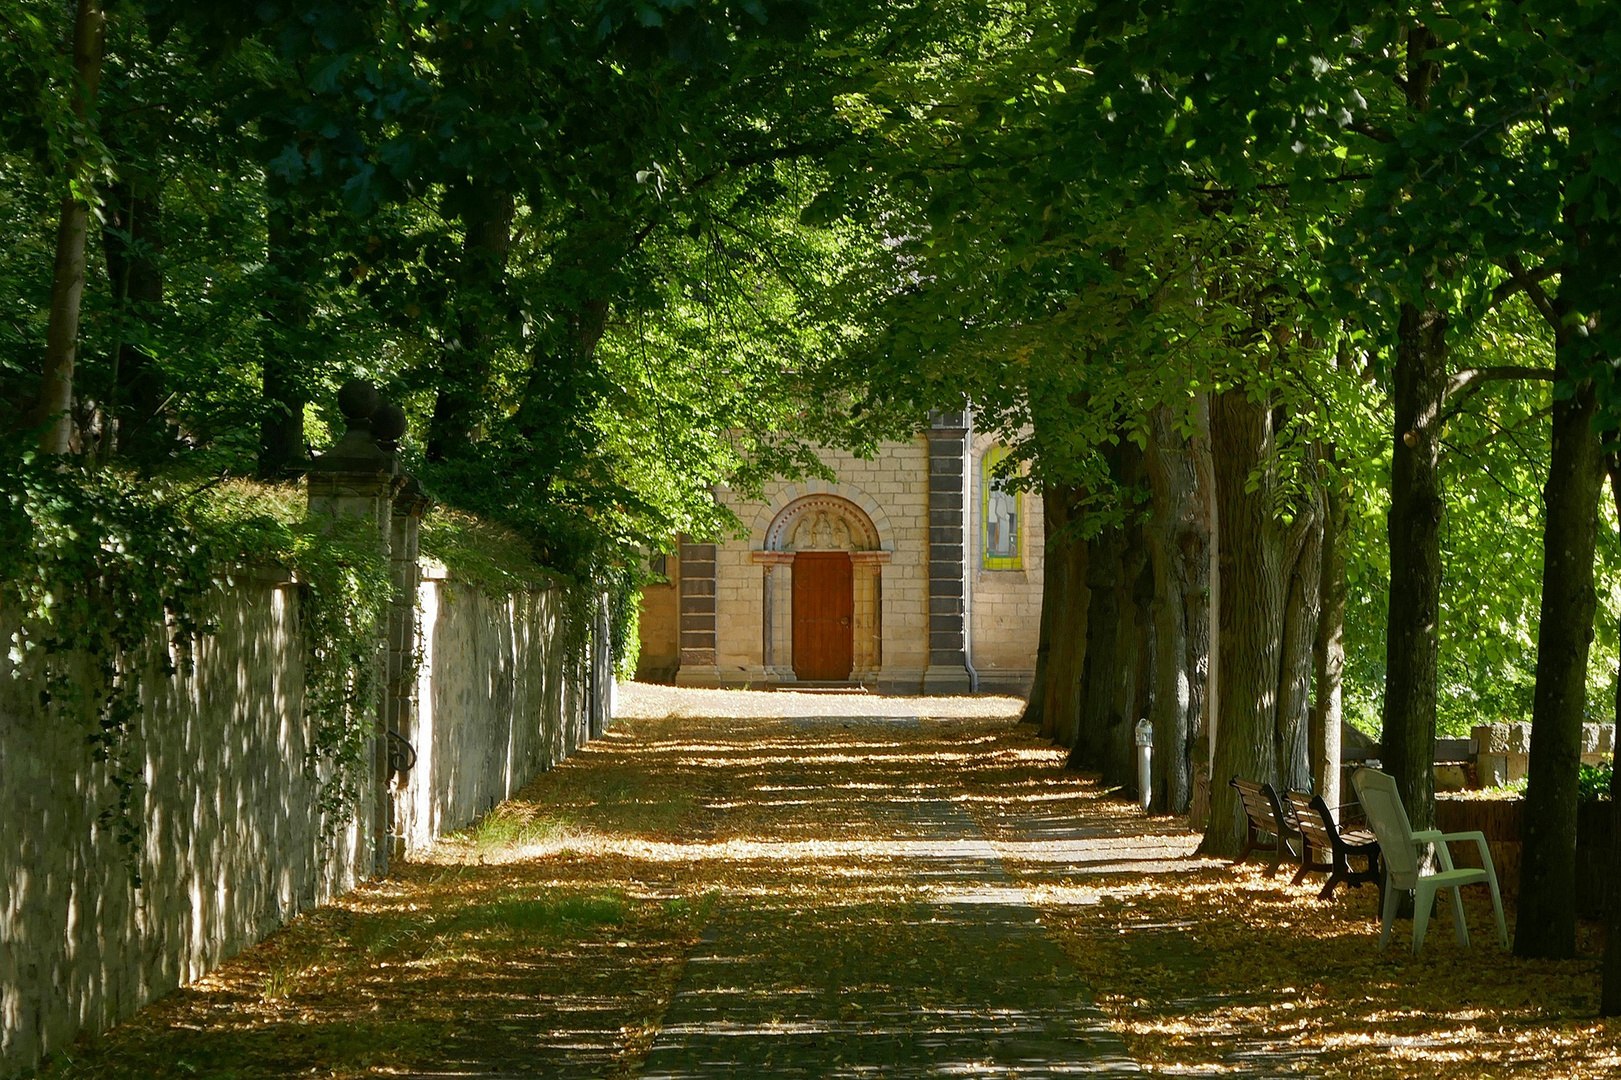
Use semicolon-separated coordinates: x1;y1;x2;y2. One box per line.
1230;777;1298;876
1285;789;1381;900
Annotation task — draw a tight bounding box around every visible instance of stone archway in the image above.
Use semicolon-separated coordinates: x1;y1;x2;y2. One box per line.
753;495;890;684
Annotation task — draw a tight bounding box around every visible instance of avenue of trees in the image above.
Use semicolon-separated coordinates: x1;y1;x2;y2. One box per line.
4;0;1621;1009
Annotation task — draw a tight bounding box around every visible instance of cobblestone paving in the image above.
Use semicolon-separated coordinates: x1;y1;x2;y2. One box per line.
638;713;1140;1078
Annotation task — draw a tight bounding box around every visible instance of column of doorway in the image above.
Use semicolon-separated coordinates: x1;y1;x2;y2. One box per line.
752;550;796;684
851;550;891;685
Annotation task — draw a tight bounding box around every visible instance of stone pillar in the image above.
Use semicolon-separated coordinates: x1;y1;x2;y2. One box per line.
752;550;795;683
675;536;722;686
851;550;891;685
924;412;973;693
305;380;404;879
590;591;613;738
386;470;427;863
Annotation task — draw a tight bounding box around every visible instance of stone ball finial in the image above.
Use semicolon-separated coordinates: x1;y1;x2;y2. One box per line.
371;402;407;445
337;379;381;422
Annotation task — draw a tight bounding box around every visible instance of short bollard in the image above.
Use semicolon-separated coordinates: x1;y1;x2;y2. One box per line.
1134;718;1153;811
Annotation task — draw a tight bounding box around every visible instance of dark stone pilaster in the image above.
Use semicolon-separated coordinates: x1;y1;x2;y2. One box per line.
924;412;972;693
676;537;722;685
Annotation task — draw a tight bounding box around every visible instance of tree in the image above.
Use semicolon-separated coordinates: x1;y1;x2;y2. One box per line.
31;0;106;454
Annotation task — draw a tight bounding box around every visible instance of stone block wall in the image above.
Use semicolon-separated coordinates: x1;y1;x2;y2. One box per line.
649;427;1045;695
714;437;933;692
968;431;1044;694
1;569;603;1077
395;576;593;852
1471;721;1615;786
636;551;681;682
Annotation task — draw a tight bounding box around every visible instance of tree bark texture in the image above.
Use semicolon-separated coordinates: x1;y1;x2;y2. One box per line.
428;186;516;461
32;0;107;453
1277;486;1323;794
1516;372;1604;960
1071;516;1121;770
1381;301;1448;833
1311;455;1350;808
1146;405;1213;815
1035;484;1067;738
257;200;311;478
1103;496;1153;791
1601;457;1621;1015
1201;387;1322;856
1040;485;1089;744
1378;20;1447;832
1020;491;1054;726
99;176;167;460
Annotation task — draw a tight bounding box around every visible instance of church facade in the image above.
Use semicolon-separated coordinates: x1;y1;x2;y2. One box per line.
637;414;1043;695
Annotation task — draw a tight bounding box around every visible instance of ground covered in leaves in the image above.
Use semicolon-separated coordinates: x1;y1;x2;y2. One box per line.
36;685;1621;1079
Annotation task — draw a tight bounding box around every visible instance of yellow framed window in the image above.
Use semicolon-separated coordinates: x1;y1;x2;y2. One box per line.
982;445;1021;570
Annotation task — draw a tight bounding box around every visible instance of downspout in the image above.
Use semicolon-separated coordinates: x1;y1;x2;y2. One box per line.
962;408;980;692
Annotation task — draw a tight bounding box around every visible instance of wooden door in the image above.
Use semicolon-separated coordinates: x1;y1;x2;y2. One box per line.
792;552;854;681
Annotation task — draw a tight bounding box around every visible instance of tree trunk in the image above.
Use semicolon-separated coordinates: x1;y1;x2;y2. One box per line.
428;186;516;461
31;0;107;453
257;198;310;478
99;176;167;461
1379;20;1447;834
1146;404;1213;814
1103;479;1152;790
1102;538;1154;791
1311;454;1350;808
1071;513;1121;770
1204;388;1283;853
1201;386;1320;855
1381;301;1447;833
1020;491;1054;726
1516;369;1604;960
516;296;612;469
1600;455;1621;1016
1277;483;1323;794
1040;485;1089;744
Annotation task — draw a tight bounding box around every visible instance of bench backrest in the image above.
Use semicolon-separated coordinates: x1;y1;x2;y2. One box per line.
1285;790;1334;849
1230;777;1289;833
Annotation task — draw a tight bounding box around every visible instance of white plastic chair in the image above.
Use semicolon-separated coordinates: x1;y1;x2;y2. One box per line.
1350;768;1508;953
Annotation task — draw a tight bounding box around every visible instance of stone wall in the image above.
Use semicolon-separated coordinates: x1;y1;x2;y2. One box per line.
967;431;1044;694
636;551;681;683
1471;722;1615;786
396;574;593;851
1;569;604;1077
715;438;933;692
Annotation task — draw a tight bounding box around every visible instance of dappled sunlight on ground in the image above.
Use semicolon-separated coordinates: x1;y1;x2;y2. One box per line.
34;682;1621;1079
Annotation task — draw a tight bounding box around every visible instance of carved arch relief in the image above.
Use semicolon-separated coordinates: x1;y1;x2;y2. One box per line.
764;495;880;552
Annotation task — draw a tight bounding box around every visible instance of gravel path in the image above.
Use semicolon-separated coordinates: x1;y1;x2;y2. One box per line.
616;682;1029;721
626;684;1141;1078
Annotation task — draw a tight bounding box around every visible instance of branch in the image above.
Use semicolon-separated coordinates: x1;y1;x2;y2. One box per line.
1440;404;1553;472
1347;122;1394;144
1441;365;1556;423
1501;254;1566;343
1487;262;1561;312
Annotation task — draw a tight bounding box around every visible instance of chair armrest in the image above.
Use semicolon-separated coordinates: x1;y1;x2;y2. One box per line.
1412;830;1498;882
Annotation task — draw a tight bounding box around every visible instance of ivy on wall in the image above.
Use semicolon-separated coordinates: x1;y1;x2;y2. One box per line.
3;462;395;872
1;457;215;877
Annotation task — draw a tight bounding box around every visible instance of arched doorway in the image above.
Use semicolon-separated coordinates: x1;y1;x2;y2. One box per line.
755;495;889;684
